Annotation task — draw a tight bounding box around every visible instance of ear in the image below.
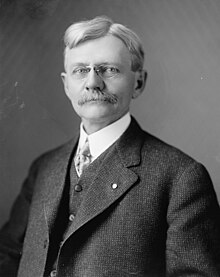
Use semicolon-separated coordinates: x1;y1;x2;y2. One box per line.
132;70;147;99
61;72;70;97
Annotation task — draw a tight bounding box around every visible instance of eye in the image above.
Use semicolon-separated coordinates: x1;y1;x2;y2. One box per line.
105;67;119;73
100;66;120;77
72;67;90;75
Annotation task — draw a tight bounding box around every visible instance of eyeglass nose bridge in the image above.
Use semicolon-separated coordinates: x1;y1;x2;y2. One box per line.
89;66;102;76
83;66;103;78
85;66;105;90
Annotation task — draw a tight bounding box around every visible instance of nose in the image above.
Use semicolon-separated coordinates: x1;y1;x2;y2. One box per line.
85;69;105;91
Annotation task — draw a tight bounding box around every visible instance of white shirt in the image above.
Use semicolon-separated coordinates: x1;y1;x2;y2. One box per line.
76;113;131;162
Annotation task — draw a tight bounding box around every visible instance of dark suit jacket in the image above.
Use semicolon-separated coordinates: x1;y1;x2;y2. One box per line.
0;117;220;276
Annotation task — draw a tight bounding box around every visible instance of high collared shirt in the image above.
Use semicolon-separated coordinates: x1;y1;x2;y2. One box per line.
76;113;131;162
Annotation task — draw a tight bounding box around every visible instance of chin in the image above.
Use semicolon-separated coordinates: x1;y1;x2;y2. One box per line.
80;103;115;119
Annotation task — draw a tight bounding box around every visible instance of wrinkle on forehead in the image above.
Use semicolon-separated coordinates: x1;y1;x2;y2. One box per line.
64;35;132;72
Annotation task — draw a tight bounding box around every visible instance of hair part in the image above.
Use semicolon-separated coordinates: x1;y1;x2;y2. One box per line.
63;16;145;72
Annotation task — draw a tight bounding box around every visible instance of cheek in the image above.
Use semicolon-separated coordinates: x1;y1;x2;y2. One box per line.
110;75;135;91
109;79;134;101
67;80;83;99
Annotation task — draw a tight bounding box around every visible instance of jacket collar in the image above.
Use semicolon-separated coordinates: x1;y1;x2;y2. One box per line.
63;117;146;240
42;134;79;230
116;116;145;168
43;117;146;236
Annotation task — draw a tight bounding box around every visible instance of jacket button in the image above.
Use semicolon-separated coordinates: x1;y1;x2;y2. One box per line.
74;184;82;192
50;269;57;277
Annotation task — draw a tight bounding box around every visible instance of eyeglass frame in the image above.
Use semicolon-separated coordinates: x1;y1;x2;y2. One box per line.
70;64;121;80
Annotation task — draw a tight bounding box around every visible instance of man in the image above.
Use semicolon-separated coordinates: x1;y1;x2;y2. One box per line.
0;16;220;277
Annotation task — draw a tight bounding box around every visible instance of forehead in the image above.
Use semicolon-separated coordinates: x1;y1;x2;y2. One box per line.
65;35;132;67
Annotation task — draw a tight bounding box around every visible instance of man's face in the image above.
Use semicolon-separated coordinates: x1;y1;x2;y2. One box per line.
61;35;145;133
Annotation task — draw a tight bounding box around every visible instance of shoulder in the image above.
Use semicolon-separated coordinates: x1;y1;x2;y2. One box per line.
136;125;211;184
142;130;195;165
126;117;206;177
142;130;216;195
137;128;218;210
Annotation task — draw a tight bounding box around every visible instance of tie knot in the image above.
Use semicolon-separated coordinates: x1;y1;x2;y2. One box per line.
75;138;92;176
79;138;91;158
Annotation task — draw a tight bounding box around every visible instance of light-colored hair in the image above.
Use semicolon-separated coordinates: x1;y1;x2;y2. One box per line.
63;16;145;72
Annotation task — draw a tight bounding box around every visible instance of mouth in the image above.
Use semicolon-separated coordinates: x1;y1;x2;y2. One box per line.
85;98;111;103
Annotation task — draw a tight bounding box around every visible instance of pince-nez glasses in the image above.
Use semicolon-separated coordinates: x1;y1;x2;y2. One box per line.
71;65;120;80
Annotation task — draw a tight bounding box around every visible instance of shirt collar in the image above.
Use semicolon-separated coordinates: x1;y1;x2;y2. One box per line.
78;112;131;160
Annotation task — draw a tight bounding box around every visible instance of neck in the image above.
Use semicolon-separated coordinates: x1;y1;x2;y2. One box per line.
81;112;129;135
82;120;114;135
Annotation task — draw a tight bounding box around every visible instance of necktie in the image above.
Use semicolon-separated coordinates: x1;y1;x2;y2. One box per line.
75;138;92;176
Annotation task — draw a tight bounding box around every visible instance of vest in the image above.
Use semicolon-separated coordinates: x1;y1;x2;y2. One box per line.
44;143;115;276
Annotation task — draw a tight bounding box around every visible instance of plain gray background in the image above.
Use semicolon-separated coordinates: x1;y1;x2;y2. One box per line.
0;0;220;227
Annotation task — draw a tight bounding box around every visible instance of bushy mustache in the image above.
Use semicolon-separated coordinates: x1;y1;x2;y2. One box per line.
78;90;118;106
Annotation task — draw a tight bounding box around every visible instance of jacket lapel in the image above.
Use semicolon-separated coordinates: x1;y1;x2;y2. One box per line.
64;118;145;240
43;135;79;232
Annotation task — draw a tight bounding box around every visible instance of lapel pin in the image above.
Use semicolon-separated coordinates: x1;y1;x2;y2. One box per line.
111;183;118;189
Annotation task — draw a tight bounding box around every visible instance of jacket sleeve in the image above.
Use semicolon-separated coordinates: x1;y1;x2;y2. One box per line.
0;161;38;277
166;162;220;276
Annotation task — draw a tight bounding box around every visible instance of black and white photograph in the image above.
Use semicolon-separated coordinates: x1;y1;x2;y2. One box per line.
0;0;220;276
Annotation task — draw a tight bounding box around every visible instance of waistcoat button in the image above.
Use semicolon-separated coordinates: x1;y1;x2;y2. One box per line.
50;269;57;277
74;184;82;192
69;214;75;221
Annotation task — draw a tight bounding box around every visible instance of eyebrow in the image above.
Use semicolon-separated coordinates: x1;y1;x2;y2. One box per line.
70;62;122;67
